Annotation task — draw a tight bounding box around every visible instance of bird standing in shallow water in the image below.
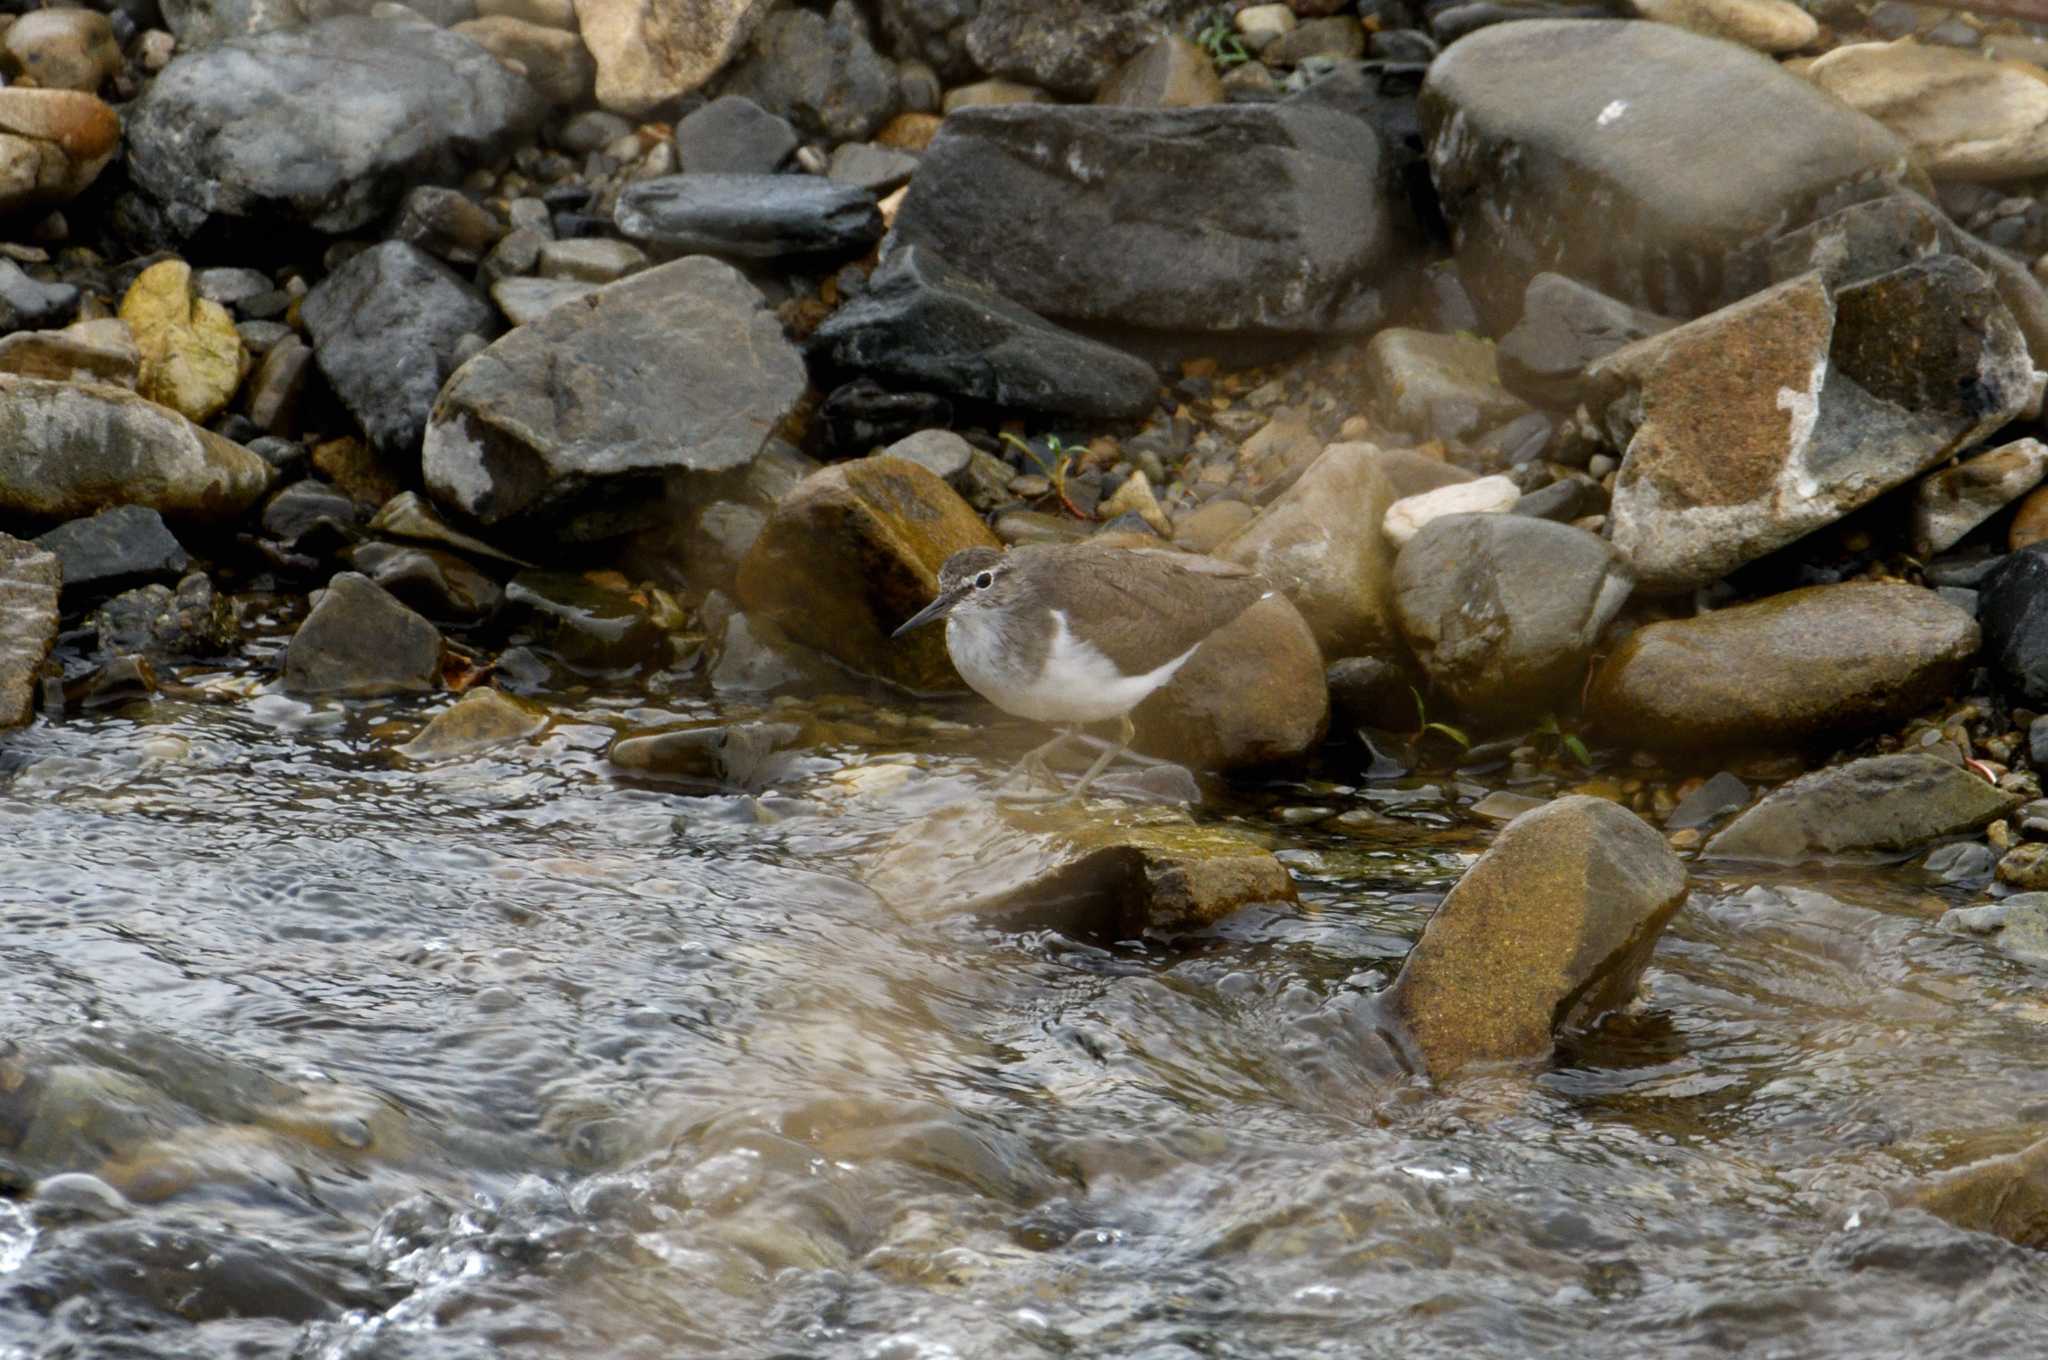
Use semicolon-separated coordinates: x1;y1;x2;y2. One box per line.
893;543;1271;800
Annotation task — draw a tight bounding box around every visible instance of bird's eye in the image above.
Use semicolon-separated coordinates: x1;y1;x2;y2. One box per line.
973;571;994;590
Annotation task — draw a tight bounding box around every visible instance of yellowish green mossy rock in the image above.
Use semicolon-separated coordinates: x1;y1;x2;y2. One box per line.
865;798;1297;936
120;258;248;424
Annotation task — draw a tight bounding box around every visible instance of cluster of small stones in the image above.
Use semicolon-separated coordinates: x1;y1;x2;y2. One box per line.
12;0;2048;1226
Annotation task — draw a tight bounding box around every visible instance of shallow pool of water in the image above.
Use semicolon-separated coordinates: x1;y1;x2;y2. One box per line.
2;661;2046;1359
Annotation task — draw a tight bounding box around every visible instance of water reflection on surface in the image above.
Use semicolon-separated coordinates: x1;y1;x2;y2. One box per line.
1;676;2046;1359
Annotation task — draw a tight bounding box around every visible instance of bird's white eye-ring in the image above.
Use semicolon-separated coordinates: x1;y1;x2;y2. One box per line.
973;571;994;589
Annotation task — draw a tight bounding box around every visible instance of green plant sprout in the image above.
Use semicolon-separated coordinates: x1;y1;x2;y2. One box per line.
1410;686;1470;749
1531;712;1594;768
1196;10;1251;69
1001;431;1089;519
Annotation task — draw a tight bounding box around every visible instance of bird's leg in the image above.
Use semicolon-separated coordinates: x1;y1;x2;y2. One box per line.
999;725;1079;793
1059;713;1137;802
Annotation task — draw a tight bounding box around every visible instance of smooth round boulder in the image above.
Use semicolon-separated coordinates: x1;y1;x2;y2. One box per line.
1589;581;1979;750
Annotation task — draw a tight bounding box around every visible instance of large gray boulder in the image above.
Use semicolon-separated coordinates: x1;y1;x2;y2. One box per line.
125;15;545;237
424;256;808;541
892;103;1394;339
1393;514;1632;725
0;376;272;522
1422;19;1918;329
1379;796;1688;1077
1705;753;2022;862
0;534;58;728
808;245;1161;421
301;242;497;458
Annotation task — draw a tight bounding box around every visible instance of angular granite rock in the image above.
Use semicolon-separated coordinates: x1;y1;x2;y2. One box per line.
1590;581;1979;749
1393;514;1632;724
734;456;1001;692
125;15;545;237
0;534;59;728
866;797;1296;936
1379;795;1688;1076
0;376;272;522
892;103;1393;338
1705;752;2021;862
302;242;497;458
423;256;807;540
809;246;1161;422
1422;18;1917;328
1216;441;1401;662
1589;260;2036;592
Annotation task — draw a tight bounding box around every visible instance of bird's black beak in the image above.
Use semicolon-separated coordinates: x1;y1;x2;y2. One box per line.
892;584;966;638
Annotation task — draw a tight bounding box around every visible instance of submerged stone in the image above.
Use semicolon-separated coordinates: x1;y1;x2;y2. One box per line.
397;688;547;761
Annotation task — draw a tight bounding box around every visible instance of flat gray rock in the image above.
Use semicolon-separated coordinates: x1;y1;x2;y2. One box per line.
125;15;544;237
1705;753;2021;862
892;102;1394;337
614;173;883;258
424;256;808;540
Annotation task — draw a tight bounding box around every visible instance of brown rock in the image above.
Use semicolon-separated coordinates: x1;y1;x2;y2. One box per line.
1911;437;2048;557
0;318;137;386
1590;582;1979;750
865;798;1296;935
312;437;406;511
1094;34;1223;108
0;88;118;212
1173;497;1255;553
2011;482;2048;550
1218;441;1400;661
397;688;547;760
572;0;770;117
1380;795;1688;1077
0;533;59;728
735;456;1000;691
874;112;942;151
1132;589;1328;769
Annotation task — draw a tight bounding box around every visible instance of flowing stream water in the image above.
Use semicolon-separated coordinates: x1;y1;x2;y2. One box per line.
3;640;2047;1359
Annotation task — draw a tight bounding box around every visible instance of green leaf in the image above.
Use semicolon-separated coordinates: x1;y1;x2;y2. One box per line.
1424;720;1471;749
1562;734;1593;767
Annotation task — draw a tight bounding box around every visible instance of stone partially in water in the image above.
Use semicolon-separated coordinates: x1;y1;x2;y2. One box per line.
1128;588;1327;771
1589;260;2036;593
1704;752;2020;862
892;103;1393;338
1590;582;1979;750
607;719;802;789
808;246;1161;422
1380;794;1688;1077
0;375;272;522
501;571;662;673
1422;18;1916;329
1392;513;1632;725
0;533;58;728
1216;441;1400;662
864;798;1296;936
345;541;503;623
283;572;442;698
735;456;999;692
1899;1137;2048;1249
1941;893;2048;962
424;256;807;541
397;688;547;761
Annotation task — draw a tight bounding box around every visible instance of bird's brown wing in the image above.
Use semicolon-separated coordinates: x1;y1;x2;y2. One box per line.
1021;544;1268;676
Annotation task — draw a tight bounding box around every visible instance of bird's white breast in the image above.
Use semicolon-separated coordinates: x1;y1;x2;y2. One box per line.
947;607;1197;725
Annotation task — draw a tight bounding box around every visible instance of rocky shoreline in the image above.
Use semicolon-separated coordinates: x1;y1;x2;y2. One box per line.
5;0;2048;1252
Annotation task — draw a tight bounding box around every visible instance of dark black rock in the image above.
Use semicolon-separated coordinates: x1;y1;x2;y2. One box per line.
1499;273;1676;406
1926;549;2010;590
502;570;660;672
1369;29;1438;62
1511;474;1603;523
673;94;799;175
1982;543;2048;703
301;241;497;458
614;174;884;259
261;479;362;550
820;378;953;451
247;436;307;475
1665;771;1750;829
283;571;442;697
892;102;1394;338
1430;1;1616;44
0;261;77;331
1327;654;1419;731
2030;712;2048;767
392;185;505;266
827;142;919;195
124;14;545;237
34;507;189;594
346;540;502;623
810;245;1160;421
